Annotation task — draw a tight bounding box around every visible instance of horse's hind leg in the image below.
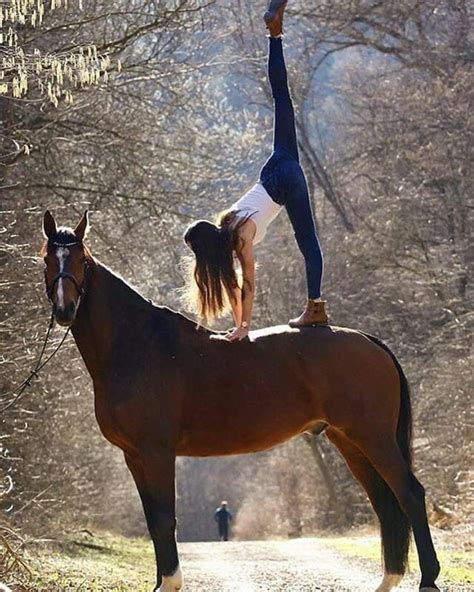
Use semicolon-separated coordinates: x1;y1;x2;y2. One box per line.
354;434;440;591
326;428;408;592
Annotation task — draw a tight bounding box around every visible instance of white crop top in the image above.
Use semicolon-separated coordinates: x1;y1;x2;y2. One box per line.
230;182;282;244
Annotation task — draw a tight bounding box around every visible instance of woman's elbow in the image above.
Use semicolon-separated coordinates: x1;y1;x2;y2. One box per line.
241;282;255;298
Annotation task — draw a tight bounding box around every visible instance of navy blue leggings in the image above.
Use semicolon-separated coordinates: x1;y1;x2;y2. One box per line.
260;37;323;299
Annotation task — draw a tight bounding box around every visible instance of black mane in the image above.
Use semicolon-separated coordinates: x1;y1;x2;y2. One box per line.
94;259;205;334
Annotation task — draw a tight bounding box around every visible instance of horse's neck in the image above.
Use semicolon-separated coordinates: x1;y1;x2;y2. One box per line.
71;260;153;382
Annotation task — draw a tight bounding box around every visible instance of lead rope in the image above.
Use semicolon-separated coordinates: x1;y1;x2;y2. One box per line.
0;313;71;414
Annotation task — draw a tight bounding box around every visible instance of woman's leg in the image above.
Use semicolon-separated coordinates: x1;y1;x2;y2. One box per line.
286;166;329;326
285;165;323;300
260;37;300;202
268;37;299;161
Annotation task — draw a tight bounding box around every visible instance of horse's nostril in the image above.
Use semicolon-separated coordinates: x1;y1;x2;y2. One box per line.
54;302;76;324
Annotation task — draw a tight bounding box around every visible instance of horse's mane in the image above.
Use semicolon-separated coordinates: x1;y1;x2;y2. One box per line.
95;258;207;334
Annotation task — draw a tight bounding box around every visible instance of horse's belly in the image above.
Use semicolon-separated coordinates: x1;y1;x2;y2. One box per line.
177;393;324;456
177;425;309;456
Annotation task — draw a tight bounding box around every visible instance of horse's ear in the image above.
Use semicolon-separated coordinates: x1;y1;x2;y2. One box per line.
43;210;57;239
74;210;89;241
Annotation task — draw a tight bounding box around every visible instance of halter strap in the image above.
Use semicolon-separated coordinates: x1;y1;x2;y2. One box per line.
51;271;84;295
51;240;83;248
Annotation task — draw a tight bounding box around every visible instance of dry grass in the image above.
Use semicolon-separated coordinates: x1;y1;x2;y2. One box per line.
0;526;33;591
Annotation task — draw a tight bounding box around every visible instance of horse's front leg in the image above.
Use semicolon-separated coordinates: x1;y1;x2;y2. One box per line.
124;450;182;592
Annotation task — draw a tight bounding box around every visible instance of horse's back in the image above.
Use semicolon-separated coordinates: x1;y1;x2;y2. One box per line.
204;323;396;388
248;323;361;344
248;323;383;362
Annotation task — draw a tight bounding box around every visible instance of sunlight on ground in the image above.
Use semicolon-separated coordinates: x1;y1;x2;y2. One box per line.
327;535;474;587
7;531;473;591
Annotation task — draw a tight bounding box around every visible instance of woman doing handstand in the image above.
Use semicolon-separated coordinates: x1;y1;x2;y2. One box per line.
184;0;328;341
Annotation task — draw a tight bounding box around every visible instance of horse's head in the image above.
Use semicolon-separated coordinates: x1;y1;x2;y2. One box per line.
42;210;91;327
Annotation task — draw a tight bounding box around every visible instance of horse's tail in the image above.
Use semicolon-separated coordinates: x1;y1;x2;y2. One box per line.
362;332;413;575
363;333;413;469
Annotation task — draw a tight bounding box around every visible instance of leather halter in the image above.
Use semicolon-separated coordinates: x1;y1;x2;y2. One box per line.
45;240;90;303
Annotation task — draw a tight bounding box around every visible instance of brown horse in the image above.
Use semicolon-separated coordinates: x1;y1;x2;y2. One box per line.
41;211;440;592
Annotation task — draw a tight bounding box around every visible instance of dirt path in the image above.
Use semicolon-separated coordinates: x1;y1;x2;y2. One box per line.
178;538;467;592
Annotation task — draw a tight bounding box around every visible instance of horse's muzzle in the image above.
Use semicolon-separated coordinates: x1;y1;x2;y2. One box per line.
53;302;77;327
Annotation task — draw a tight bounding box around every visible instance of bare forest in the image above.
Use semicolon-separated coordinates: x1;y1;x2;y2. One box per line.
1;0;472;585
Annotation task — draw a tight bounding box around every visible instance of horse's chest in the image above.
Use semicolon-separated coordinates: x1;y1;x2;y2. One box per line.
94;398;118;440
93;390;136;452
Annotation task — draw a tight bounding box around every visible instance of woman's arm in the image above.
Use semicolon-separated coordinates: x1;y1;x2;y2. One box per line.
224;284;243;328
227;240;255;342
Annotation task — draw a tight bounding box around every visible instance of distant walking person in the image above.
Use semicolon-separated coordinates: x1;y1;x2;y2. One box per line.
214;500;233;541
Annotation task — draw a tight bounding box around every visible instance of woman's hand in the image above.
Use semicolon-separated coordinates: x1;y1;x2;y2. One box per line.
226;326;249;342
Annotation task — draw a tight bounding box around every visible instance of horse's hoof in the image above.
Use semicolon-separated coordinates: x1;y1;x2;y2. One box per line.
155;585;182;592
375;573;403;591
157;566;183;592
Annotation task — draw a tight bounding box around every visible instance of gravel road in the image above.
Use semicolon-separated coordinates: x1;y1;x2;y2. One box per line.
177;538;469;592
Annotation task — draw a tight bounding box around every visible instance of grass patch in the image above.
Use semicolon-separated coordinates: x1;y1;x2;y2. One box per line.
328;535;474;586
15;532;156;592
